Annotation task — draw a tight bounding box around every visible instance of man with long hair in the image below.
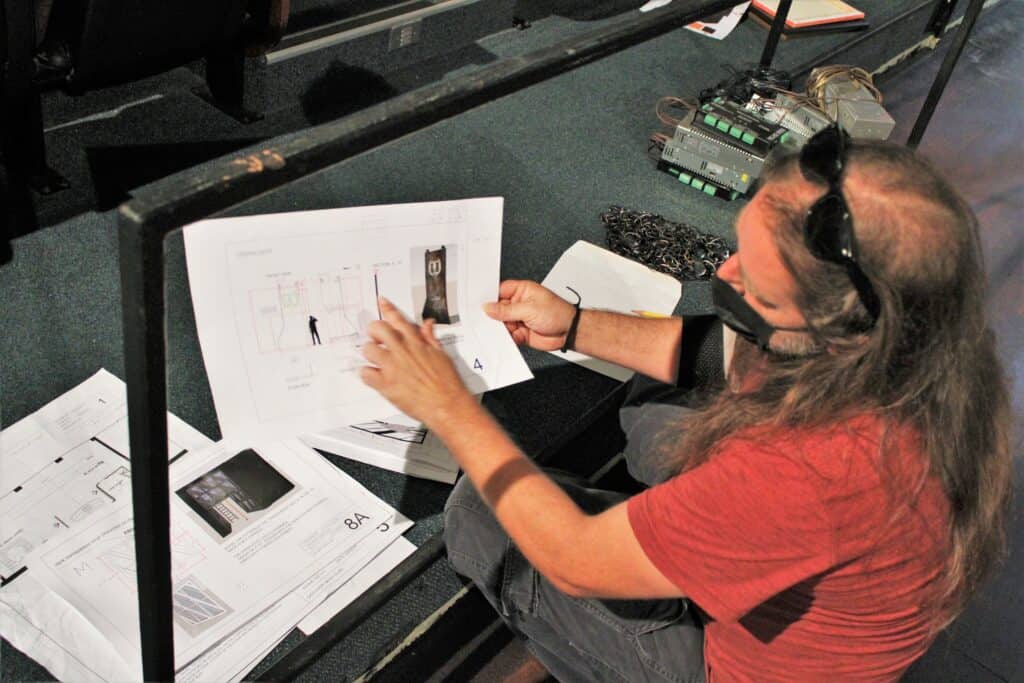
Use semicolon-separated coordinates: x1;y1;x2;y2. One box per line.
358;129;1013;681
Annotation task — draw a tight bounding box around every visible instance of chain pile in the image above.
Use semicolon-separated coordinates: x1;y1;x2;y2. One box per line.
601;206;733;281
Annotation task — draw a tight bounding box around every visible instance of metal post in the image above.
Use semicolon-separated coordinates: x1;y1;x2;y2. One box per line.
907;0;985;148
759;0;793;68
925;0;959;37
119;219;175;681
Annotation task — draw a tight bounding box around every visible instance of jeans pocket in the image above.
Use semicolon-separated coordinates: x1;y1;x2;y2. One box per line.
631;601;704;683
500;543;538;618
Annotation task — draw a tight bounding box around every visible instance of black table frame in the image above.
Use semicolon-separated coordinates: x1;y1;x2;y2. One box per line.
115;0;981;678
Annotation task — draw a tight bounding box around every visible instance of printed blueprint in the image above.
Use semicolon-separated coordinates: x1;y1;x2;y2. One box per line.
184;197;532;441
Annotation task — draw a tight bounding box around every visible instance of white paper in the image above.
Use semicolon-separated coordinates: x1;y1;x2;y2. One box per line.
184;198;533;442
684;3;751;40
304;423;459;483
541;241;682;381
302;396;484;483
639;0;673;11
299;536;416;635
0;370;212;681
179;511;414;683
26;438;402;677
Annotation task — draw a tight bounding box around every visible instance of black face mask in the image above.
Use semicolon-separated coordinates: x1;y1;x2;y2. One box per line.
711;275;807;351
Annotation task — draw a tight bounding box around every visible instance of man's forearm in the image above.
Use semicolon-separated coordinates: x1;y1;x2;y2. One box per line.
431;402;596;594
571;310;683;383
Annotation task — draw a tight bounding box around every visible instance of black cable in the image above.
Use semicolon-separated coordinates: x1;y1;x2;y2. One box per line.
700;64;792;104
602;206;733;281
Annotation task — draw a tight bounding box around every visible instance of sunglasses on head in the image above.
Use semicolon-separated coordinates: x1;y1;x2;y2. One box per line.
799;125;881;325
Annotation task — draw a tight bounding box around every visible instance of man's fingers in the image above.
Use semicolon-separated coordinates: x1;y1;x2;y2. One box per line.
497;279;527;300
359;366;382;389
378;298;419;338
366;319;402;347
361;342;388;366
483;299;533;323
421;319;443;349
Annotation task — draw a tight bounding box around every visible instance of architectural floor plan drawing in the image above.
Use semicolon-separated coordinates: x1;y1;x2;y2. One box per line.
26;438;403;676
0;370;212;580
0;370;214;682
184;197;532;441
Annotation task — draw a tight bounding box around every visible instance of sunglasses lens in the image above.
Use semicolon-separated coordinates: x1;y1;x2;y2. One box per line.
800;126;844;182
805;194;848;261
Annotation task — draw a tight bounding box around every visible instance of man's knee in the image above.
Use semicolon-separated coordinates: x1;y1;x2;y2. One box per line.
444;476;509;588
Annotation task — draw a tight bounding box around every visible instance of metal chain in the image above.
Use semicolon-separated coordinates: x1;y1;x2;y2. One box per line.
601;206;733;281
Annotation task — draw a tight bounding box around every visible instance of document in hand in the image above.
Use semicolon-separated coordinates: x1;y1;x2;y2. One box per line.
25;438;408;678
184;197;533;443
542;241;682;381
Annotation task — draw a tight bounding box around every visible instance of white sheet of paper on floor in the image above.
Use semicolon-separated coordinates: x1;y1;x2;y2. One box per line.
184;197;533;443
24;438;405;678
0;369;213;682
684;3;751;40
178;510;414;683
298;535;416;635
541;241;682;381
302;398;483;483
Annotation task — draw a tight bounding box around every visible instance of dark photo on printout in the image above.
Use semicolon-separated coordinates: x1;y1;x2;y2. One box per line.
176;449;296;541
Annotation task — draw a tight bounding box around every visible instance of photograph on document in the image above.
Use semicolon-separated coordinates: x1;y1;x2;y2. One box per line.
350;416;428;444
411;244;460;325
176;449;297;541
172;574;235;638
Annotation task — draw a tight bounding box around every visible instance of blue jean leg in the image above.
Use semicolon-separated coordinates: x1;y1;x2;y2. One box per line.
444;473;705;683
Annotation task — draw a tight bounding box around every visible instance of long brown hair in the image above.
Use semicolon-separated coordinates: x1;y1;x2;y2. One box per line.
660;142;1013;626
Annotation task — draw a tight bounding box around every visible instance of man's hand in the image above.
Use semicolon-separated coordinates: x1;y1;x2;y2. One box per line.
360;299;479;432
483;280;577;352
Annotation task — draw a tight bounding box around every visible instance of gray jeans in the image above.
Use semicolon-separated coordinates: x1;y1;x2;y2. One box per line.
444;439;705;683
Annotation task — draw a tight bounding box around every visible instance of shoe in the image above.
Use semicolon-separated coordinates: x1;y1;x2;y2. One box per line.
34;40;72;83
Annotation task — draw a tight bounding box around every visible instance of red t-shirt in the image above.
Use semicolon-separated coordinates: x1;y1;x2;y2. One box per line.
627;415;950;682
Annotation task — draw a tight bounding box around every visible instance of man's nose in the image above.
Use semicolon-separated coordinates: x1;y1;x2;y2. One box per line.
716;254;742;291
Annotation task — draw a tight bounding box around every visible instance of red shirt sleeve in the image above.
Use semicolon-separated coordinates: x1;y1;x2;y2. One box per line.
627;434;838;623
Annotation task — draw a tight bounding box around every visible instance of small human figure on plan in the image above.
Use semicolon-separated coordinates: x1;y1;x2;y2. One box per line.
309;316;321;345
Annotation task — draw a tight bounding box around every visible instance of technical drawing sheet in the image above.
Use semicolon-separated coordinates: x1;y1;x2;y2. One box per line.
303;415;459;483
177;507;413;683
25;438;404;677
0;369;213;682
184;197;533;441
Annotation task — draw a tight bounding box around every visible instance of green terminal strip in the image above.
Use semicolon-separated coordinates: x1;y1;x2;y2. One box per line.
704;114;718;127
729;126;743;139
666;164;736;200
741;132;756;145
716;120;731;133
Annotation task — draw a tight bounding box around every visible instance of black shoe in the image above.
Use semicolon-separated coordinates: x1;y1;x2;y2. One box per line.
34;40;72;83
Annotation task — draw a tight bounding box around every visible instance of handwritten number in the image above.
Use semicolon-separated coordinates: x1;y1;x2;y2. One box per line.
345;512;371;530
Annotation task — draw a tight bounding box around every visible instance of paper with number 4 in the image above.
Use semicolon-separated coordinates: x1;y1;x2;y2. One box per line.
184;197;532;441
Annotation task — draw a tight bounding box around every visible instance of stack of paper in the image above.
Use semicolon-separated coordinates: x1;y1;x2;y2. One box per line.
183;197;533;482
0;372;416;681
